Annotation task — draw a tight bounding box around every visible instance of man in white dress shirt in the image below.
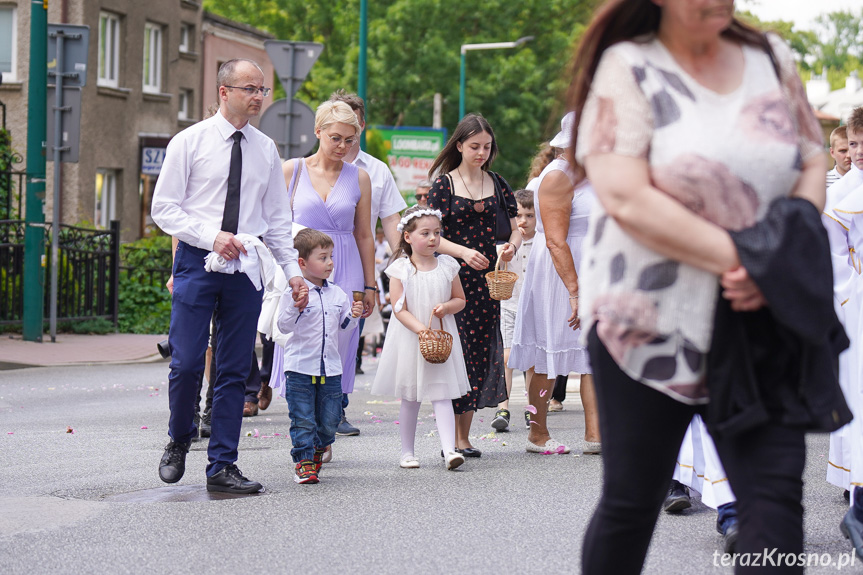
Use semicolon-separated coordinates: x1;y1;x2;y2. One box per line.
327;90;407;436
151;59;308;493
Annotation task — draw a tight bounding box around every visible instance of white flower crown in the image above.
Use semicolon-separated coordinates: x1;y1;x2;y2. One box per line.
396;208;442;232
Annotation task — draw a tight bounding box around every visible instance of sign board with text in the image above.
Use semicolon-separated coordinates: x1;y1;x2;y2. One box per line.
141;147;166;176
367;126;447;203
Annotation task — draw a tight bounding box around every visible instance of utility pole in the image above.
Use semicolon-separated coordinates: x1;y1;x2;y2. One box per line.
358;0;368;150
23;0;48;342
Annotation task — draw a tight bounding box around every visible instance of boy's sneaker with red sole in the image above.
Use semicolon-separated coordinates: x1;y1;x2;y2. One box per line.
294;460;319;484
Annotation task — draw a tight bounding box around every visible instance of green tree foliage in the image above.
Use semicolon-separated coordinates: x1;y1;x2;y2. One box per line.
738;8;863;90
812;10;863;71
204;0;600;187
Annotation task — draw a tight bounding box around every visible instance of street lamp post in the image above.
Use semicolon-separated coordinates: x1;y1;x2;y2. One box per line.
459;36;533;120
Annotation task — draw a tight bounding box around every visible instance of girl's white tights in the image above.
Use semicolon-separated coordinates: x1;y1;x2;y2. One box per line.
399;399;457;458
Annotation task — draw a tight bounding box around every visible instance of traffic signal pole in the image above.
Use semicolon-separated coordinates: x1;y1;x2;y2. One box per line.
23;0;48;341
358;0;367;150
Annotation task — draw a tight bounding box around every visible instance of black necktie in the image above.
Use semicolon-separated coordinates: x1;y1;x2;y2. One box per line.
221;131;243;234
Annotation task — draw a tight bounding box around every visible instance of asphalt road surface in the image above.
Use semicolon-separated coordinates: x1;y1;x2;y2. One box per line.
0;357;859;574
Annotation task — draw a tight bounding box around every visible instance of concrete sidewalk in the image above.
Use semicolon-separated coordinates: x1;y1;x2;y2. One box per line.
0;333;167;369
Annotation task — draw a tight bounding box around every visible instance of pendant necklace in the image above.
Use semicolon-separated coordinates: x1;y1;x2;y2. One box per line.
324;166;341;189
456;167;485;213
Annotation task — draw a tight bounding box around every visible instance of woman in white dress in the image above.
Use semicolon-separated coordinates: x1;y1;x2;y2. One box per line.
509;112;600;454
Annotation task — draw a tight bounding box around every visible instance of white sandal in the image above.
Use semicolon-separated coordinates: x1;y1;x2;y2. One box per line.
444;451;465;470
399;455;420;469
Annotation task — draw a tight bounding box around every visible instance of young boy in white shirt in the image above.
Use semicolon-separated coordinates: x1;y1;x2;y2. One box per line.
277;228;363;484
827;126;852;188
492;190;537;432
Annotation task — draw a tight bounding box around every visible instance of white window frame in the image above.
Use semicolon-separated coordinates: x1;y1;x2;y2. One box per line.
178;88;192;120
142;22;163;93
0;6;17;82
95;169;117;229
98;12;120;88
179;23;192;53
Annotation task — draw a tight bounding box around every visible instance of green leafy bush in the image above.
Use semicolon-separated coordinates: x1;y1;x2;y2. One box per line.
117;235;172;334
58;318;115;335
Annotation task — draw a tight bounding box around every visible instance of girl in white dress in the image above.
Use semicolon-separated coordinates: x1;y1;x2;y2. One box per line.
371;206;471;470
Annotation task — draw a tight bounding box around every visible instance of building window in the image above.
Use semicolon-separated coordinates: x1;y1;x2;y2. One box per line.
95;169;117;229
178;88;192;120
98;12;120;87
0;6;16;82
143;22;163;93
179;23;193;53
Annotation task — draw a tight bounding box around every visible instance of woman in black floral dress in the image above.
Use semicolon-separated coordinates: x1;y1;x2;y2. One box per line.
427;114;519;456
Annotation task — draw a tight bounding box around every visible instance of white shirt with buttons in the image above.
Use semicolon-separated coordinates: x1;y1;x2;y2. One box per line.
498;236;534;313
277;278;360;376
151;110;302;279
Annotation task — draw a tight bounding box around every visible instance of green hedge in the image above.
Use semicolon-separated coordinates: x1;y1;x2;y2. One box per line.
118;235;172;334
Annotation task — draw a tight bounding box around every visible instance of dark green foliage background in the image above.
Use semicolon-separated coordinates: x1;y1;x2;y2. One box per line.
118;236;172;334
204;0;600;188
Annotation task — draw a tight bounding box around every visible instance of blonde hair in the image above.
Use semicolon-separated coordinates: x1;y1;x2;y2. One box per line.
315;100;361;134
831;125;848;149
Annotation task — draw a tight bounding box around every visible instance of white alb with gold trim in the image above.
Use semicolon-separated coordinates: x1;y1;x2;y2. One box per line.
823;166;863;491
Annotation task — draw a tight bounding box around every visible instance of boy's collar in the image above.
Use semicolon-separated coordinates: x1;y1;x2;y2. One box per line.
303;276;329;289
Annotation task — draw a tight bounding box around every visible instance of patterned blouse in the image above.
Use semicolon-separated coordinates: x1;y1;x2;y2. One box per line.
575;34;823;404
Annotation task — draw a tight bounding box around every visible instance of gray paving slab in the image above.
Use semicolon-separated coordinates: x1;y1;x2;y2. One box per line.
0;357;859;574
0;333;166;368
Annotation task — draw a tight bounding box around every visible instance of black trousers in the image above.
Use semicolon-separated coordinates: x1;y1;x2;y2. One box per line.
552;374;568;402
582;328;806;575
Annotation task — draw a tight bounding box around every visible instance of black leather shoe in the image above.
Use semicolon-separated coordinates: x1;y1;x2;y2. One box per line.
191;412;201;443
722;523;739;554
841;508;863;559
206;464;263;494
158;441;190;484
456;447;482;458
663;480;691;513
200;408;211;438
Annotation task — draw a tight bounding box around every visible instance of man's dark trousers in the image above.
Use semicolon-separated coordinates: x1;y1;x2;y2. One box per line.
168;241;263;476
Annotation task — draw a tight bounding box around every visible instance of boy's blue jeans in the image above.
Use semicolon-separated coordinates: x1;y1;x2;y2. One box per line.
285;371;343;463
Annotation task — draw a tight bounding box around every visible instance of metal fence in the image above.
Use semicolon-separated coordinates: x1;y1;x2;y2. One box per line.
0;220;120;326
0;170;24;221
0;99;24;221
0;100;172;329
0;219;25;324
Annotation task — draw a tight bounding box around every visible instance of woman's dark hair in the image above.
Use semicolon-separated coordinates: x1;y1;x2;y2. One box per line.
566;0;774;166
391;205;442;269
428;114;498;179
